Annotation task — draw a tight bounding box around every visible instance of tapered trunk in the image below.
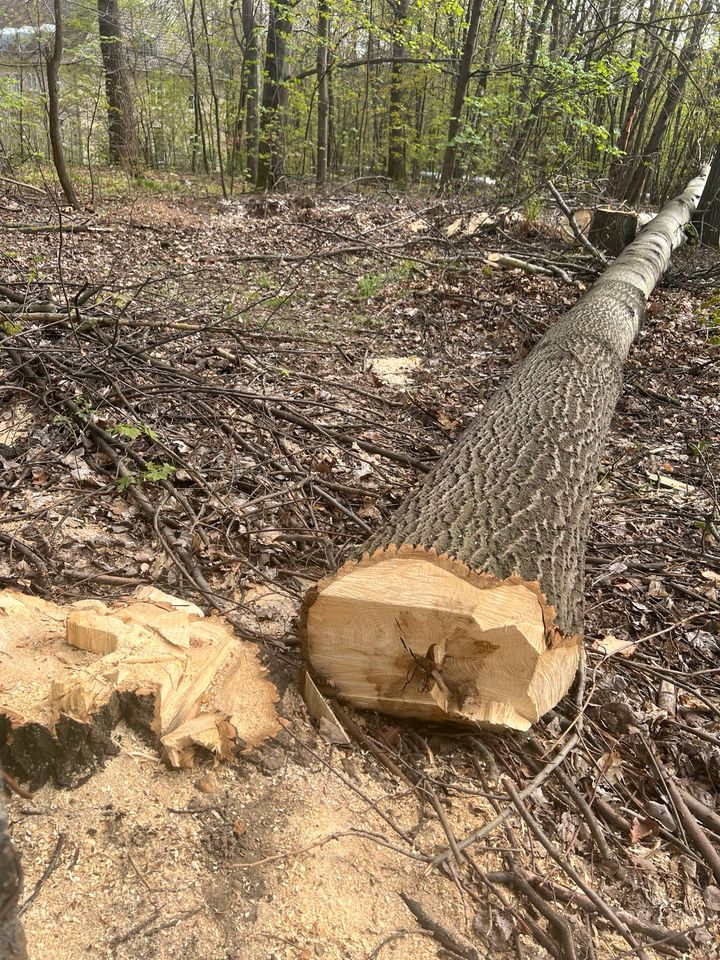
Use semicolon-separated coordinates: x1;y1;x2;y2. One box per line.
693;148;720;245
475;0;505;96
46;0;79;209
97;0;138;167
386;0;409;184
302;166;709;731
182;0;205;173
316;0;330;186
0;795;26;960
257;1;294;190
439;0;483;188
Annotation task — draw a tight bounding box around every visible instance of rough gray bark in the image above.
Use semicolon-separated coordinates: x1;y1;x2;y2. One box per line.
316;0;330;187
0;794;27;960
257;0;295;190
241;0;260;183
386;0;409;184
361;167;709;637
97;0;138;167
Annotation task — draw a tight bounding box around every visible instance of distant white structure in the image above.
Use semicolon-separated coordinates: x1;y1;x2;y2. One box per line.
0;24;54;54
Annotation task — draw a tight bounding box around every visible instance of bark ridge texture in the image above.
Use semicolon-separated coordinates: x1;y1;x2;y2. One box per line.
363;168;709;637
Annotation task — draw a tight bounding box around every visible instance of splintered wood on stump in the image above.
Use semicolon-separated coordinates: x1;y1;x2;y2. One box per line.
589;207;639;255
0;587;281;788
302;166;709;731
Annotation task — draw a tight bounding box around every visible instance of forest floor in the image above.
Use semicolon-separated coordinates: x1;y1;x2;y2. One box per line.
1;175;720;960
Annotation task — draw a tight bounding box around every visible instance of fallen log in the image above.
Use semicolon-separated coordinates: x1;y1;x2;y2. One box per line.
0;587;281;788
302;166;709;730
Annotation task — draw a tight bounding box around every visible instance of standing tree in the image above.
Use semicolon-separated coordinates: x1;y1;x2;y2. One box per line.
611;0;710;205
694;147;720;245
97;0;138;167
386;0;409;183
198;0;227;197
240;0;261;183
316;0;330;186
439;0;483;188
257;0;296;190
46;0;80;209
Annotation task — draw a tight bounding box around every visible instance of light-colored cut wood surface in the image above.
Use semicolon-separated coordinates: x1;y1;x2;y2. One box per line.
305;549;580;730
0;587;281;779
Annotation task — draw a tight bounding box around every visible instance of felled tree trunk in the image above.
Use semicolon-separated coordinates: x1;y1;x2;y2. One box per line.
302;166;709;731
589;207;639;256
0;796;27;960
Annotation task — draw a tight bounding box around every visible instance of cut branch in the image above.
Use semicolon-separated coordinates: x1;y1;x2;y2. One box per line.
302;166;709;730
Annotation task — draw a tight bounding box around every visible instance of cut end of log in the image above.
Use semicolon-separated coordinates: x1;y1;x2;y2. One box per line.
303;547;580;731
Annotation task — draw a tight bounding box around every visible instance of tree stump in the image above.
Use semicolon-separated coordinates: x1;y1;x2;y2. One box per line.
589;207;639;255
302;167;710;731
0;587;281;788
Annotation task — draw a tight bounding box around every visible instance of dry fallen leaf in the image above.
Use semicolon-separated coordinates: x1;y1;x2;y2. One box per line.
592;634;636;658
631;816;660;844
445;216;463;237
595;749;625;786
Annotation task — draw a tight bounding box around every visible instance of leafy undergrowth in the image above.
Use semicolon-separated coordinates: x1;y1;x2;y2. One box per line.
1;181;720;960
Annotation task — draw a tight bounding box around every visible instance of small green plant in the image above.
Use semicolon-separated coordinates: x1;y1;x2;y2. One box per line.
143;461;176;482
111;422;159;442
117;473;137;491
523;195;543;225
256;271;273;291
688;439;710;458
263;295;289;310
356;272;386;299
0;320;21;335
73;396;95;420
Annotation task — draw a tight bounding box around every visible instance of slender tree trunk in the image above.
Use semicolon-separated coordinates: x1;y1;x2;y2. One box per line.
198;0;227;197
242;0;260;182
0;795;27;960
302;166;709;730
693;147;720;245
386;0;409;184
476;0;505;96
97;0;138;167
182;0;204;173
257;1;294;190
439;0;484;188
46;0;80;209
617;2;708;206
316;0;330;186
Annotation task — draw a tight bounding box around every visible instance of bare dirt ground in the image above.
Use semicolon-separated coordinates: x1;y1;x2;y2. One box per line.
2;177;720;959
